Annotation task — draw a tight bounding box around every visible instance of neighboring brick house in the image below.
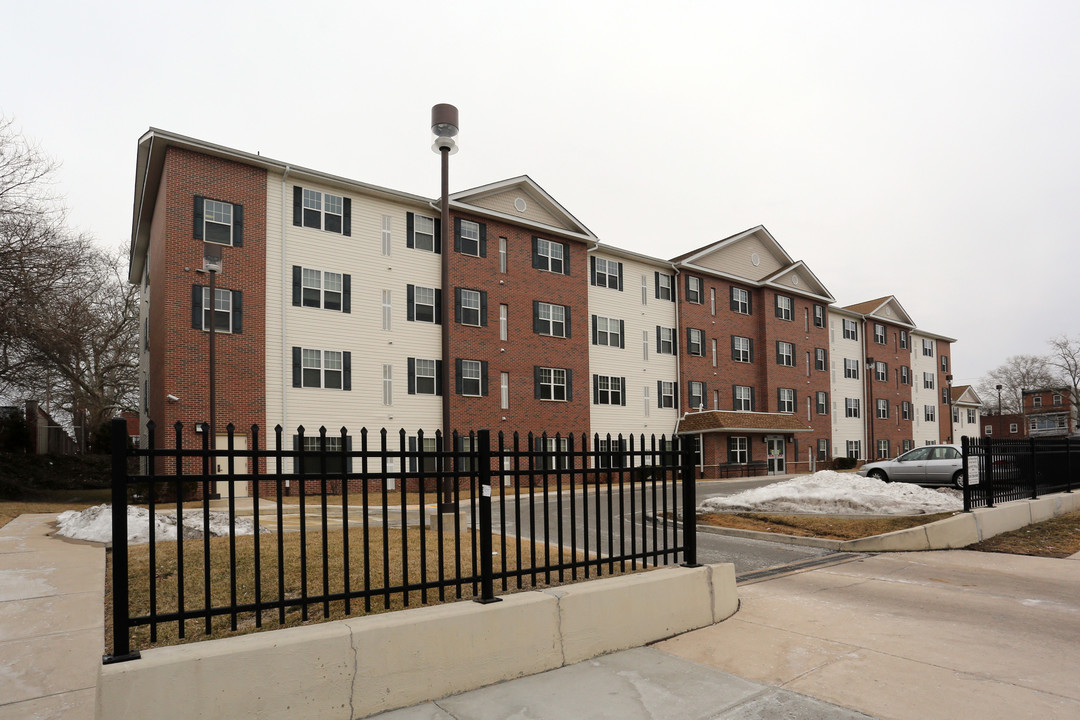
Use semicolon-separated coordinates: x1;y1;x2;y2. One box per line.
129;129;969;492
1022;388;1077;437
982;413;1026;439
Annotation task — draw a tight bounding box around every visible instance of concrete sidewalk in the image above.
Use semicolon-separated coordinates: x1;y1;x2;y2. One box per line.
374;550;1080;720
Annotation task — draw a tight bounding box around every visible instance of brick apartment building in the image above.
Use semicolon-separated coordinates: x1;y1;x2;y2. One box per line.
129;129;968;492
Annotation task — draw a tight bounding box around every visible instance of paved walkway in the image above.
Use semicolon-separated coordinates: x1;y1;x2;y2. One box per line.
0;514;103;720
374;550;1080;720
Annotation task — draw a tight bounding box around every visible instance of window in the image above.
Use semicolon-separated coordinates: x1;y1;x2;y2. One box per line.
925;405;936;421
775;294;793;321
499;304;508;341
382;290;392;330
457;359;487;397
193;286;241;333
381;215;392;256
649;272;674;301
845;398;860;418
843;318;858;340
689;381;706;410
813;304;825;328
900;366;911;385
1054;393;1063;406
844;358;859;379
688;328;705;357
294;187;349;234
985;425;993;435
591;257;623;289
293;267;348;311
877;439;890;459
1033;395;1043;408
293;348;348;390
534;436;570;471
940;355;949;372
734;385;753;411
498;237;507;273
407;212;438;252
536;367;569;401
952;407;960;422
922;339;934;357
455;218;485;257
875;361;887;382
730;287;751;314
407;285;441;323
815;348;827;371
816;391;828;415
456;288;486;327
776;341;794;367
500;372;509;409
846;440;861;460
923;372;935;389
297;435;347;475
657;326;676;355
408;436;439;474
942;387;950;404
658;381;675;408
903;439;912;452
685;275;703;303
902;401;911;420
900;330;908;349
1008;423;1017;433
732;336;753;363
535;302;569;337
728;437;748;464
778;388;795;413
195;197;243;246
593;375;626;406
967;408;976;423
408;358;441;395
533;237;567;274
382;365;392;405
874;323;886;344
817;438;829;461
592;316;623;347
877;398;889;419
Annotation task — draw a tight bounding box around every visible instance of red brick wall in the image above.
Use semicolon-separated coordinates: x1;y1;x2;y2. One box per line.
446;212;591;447
937;340;952;443
865;322;915;457
149;147;267;479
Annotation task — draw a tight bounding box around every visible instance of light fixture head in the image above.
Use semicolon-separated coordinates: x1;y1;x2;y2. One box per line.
431;103;459;138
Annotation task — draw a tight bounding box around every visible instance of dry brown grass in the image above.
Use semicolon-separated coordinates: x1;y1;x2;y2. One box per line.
107;525;627;653
696;511;958;540
967;510;1080;558
0;488;111;529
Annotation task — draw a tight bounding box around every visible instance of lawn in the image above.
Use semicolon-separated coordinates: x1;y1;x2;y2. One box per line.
966;510;1080;558
0;488;110;529
696;511;958;540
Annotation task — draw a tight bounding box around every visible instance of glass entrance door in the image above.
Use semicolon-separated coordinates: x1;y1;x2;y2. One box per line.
767;437;786;474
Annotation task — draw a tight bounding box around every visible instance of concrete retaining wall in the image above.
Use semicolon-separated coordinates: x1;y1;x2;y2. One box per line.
98;563;739;719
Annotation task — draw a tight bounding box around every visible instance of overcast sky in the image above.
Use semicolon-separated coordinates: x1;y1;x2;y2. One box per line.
5;0;1079;390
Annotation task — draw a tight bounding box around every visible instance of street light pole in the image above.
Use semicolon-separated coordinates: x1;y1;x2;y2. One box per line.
204;245;223;499
996;383;1003;435
946;374;953;443
431;104;459;512
866;356;875;460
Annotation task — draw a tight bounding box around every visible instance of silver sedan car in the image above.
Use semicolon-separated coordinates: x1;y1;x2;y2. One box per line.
856;444;964;488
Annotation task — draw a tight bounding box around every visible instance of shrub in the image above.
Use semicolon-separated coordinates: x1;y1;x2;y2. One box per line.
832;456;857;471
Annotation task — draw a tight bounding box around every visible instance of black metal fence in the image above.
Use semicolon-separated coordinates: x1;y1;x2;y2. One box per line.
104;418;697;663
961;436;1077;511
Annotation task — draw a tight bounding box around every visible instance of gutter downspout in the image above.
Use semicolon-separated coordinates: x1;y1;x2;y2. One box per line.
281;166;291;480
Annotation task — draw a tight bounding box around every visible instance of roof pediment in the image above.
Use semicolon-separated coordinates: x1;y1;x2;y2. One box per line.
673;226;792;283
449;176;596;241
842;296;915;327
761;261;835;302
951;386;983;406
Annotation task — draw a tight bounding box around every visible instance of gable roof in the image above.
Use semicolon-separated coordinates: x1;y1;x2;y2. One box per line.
951;385;983;406
449;176;597;243
841;295;916;327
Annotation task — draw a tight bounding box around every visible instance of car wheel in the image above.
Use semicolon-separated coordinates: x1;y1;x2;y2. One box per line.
868;469;887;482
952;471;964;489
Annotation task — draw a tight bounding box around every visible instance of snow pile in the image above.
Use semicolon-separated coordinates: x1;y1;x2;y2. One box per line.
699;471;962;516
55;504;266;545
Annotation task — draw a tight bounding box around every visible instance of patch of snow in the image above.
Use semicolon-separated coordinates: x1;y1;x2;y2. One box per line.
55;504;267;545
699;471;962;515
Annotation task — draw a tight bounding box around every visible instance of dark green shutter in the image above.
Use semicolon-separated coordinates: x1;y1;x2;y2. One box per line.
564;307;571;338
406;212;415;248
342;352;351;390
434;289;442;323
435;359;443;396
591;315;598;345
193;196;204;240
592;374;599;404
342;198;351;236
433;218;441;253
232;204;243;246
531;237;542;269
453;217;462;253
407;285;415;321
565;369;573;401
620;377;627;406
293;187;302;226
480;291;488;326
455;358;463;395
617;262;623;291
292;266;302;306
479;222;487;257
292;347;302;387
342;274;351;314
534;367;542;398
619;320;625;348
480;361;489;396
533;301;543;334
407;358;416;394
192;285;203;329
231;290;242;333
454;288;462;324
590;256;596;285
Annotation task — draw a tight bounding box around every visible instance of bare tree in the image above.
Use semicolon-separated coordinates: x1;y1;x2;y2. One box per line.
1047;334;1080;424
0;118;138;448
976;354;1057;415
